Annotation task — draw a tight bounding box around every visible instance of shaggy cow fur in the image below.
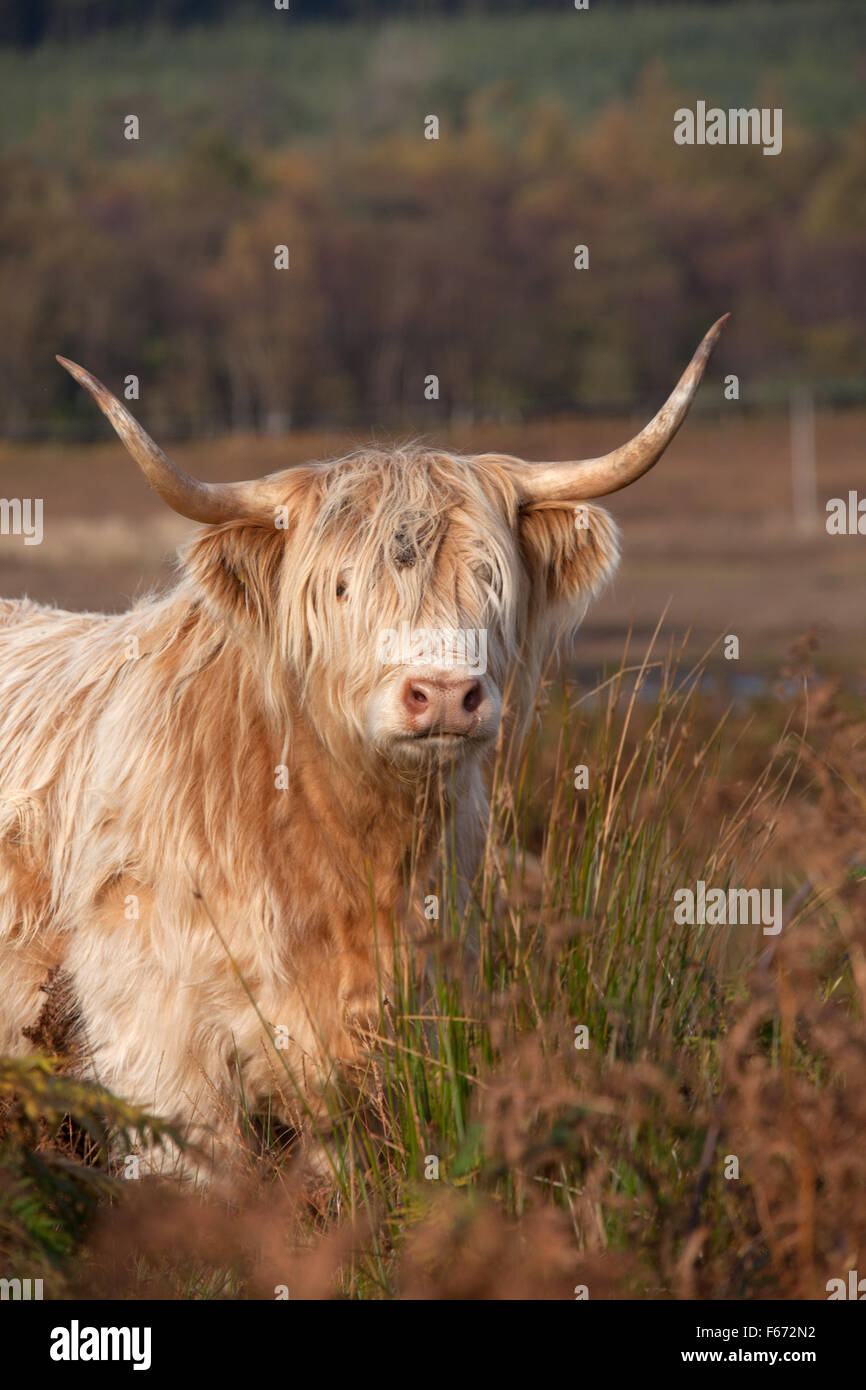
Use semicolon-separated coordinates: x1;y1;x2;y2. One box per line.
0;445;617;1175
0;316;725;1177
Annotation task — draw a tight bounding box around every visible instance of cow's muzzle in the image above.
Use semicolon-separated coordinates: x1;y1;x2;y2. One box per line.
397;674;495;743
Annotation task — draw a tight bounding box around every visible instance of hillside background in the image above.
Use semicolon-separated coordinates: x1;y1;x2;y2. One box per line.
0;0;862;677
1;1;863;435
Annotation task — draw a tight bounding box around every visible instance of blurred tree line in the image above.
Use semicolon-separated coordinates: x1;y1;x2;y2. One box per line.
1;67;863;437
0;0;799;47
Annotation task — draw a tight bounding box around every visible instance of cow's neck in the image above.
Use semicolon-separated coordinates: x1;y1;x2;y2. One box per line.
283;702;450;909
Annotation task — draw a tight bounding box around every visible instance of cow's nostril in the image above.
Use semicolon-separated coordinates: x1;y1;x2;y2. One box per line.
463;681;482;713
411;687;428;705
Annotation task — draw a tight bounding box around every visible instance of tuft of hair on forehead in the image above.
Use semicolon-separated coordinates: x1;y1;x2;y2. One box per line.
313;443;497;517
304;443;520;585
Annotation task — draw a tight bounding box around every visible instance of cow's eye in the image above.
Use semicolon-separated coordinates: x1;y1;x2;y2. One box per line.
335;582;347;599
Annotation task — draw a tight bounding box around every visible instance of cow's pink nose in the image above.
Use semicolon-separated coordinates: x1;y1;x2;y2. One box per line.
402;676;484;736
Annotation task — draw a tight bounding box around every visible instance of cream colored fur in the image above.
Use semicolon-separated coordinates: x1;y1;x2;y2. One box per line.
0;446;618;1177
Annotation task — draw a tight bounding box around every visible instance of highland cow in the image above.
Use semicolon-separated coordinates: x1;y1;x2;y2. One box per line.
0;317;727;1176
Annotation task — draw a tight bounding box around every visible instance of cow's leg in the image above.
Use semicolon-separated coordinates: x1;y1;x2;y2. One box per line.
0;833;66;1055
62;896;247;1184
0;941;62;1054
237;929;392;1182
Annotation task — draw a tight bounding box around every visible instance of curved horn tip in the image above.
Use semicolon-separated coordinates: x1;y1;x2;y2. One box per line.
702;313;731;350
56;353;88;378
56;355;110;402
56;356;150;443
679;313;730;388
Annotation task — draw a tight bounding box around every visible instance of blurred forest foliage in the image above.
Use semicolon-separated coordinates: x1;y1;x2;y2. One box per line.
0;2;863;436
0;0;809;48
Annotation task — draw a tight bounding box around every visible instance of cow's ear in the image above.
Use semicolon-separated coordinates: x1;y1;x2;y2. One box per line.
518;501;619;607
181;523;286;632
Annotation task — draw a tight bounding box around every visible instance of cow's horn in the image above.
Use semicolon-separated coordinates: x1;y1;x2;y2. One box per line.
56;357;278;524
513;314;729;503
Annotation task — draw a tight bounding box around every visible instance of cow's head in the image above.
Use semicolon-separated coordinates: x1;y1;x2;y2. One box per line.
58;317;726;770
